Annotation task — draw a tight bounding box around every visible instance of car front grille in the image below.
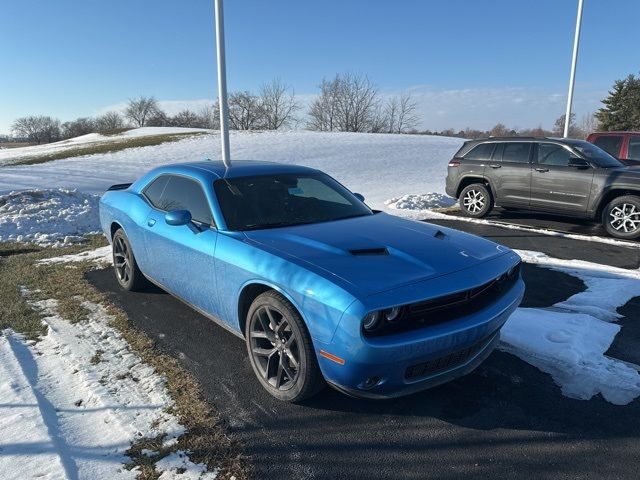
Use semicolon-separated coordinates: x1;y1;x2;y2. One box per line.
404;332;497;380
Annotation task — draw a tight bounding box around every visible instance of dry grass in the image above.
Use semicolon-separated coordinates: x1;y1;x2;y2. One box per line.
0;237;251;479
6;131;209;166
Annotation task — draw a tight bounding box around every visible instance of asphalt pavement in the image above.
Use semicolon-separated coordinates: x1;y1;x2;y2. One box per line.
87;213;640;480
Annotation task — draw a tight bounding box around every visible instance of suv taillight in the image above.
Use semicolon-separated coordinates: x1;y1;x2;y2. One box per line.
448;160;460;167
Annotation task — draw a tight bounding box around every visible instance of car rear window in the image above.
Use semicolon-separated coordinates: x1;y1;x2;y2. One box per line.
502;143;531;163
593;135;622;157
143;175;170;207
464;143;495;160
628;137;640;161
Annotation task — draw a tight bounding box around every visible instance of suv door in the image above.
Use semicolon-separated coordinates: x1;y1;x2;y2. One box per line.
530;142;594;213
489;142;532;207
142;174;221;317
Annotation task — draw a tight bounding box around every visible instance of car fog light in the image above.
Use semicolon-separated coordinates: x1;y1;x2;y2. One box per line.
359;376;383;390
384;307;401;323
363;311;382;331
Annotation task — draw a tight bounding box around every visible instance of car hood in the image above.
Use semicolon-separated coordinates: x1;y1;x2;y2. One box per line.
243;212;509;296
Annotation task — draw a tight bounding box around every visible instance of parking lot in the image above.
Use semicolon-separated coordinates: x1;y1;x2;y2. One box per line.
87;213;640;479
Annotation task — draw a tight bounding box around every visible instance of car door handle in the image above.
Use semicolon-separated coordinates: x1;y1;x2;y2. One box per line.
535;167;549;173
489;164;501;169
147;218;156;227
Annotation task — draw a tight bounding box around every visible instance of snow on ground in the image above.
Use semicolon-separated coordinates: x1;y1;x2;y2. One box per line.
0;292;216;479
0;189;100;245
38;245;112;266
500;250;640;405
0;127;208;166
385;193;456;210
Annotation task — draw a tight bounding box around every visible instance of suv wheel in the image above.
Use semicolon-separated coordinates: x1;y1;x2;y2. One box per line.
603;195;640;240
246;290;325;402
459;184;493;218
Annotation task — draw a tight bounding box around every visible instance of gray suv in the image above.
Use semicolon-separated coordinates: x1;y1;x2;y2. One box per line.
445;137;640;239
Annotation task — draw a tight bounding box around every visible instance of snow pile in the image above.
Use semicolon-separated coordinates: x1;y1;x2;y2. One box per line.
500;250;640;405
0;189;100;245
38;245;112;266
0;294;217;478
385;193;456;210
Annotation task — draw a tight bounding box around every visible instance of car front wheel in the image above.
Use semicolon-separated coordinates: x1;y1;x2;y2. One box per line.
603;195;640;240
246;290;324;402
459;184;493;218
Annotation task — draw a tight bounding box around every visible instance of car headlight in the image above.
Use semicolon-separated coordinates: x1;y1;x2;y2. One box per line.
383;306;401;323
363;311;382;331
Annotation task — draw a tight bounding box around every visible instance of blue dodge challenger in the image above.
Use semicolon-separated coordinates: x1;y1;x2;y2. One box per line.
99;161;524;402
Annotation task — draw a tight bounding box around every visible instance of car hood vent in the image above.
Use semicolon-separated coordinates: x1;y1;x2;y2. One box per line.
349;247;389;256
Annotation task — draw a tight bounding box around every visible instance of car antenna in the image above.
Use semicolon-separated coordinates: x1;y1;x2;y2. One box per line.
214;0;231;168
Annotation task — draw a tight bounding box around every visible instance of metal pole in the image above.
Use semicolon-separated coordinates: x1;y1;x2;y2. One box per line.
563;0;584;138
214;0;231;166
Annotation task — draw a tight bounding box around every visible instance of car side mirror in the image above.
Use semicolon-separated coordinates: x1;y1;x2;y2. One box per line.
568;157;590;169
165;209;192;226
353;192;365;202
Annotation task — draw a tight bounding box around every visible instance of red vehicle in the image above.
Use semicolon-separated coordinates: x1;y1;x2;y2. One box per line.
586;132;640;166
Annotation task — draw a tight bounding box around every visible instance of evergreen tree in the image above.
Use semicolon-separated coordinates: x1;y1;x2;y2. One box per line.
596;74;640;131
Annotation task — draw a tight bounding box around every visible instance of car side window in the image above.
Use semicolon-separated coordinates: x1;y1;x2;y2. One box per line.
143;175;170;208
491;143;505;161
593;135;622;157
155;175;214;225
628;137;640;161
464;143;495;160
502;143;531;163
537;143;572;167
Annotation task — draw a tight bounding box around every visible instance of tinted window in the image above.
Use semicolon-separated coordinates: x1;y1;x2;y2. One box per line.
537;143;572;167
156;176;213;225
502;143;531;163
628;137;640;161
593;135;623;157
564;139;623;168
143;175;170;207
464;143;495;160
491;143;505;161
214;173;372;231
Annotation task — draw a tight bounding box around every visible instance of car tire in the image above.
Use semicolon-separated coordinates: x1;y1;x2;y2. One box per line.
602;195;640;240
112;228;148;291
459;184;493;218
246;290;325;402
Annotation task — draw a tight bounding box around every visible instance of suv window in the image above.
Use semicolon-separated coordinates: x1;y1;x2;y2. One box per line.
491;143;505;161
629;136;640;161
464;143;495;160
502;143;531;163
537;143;572;167
152;175;213;225
593;135;623;157
143;175;170;208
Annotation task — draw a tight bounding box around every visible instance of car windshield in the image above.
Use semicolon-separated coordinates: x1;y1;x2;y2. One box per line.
213;172;373;231
563;139;624;168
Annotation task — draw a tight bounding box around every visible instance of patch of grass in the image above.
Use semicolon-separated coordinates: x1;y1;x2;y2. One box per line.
0;236;251;479
98;127;135;136
90;349;104;365
7;132;209;166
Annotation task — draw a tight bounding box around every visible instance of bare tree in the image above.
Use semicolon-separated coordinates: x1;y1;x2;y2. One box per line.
260;79;299;130
580;112;599;136
95;111;124;131
307;76;341;131
389;93;419;133
228;91;265;130
334;73;379;132
170;109;202;128
198;103;220;129
61;117;96;139
125;96;160;127
489;123;510;137
11;116;61;144
145;109;170;127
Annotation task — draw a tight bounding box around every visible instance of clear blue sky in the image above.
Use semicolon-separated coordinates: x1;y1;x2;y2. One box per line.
1;0;639;133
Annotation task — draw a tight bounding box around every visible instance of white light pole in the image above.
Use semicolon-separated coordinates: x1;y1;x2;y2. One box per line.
214;0;231;166
563;0;584;138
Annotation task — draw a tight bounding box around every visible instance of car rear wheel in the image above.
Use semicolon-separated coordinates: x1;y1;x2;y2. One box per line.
112;228;148;291
246;290;324;402
459;184;493;218
603;195;640;240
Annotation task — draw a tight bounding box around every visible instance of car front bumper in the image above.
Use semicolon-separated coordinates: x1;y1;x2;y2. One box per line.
314;260;524;399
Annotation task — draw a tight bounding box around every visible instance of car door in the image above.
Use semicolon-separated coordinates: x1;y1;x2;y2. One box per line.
529;142;594;213
142;174;221;318
489;142;532;207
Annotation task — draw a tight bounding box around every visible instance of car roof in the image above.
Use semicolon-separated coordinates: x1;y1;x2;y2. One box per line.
159;160;320;179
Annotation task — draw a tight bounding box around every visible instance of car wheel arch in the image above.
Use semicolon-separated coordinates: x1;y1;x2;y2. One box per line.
237;281;310;339
456;176;494;199
110;221;124;240
596;188;640;219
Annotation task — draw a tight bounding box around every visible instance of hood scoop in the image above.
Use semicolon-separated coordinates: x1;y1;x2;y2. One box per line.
349;247;389;256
